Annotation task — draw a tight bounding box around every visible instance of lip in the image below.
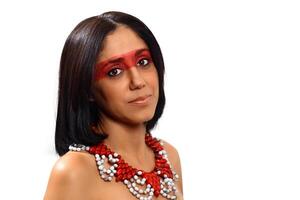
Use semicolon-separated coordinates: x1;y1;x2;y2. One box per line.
128;95;152;104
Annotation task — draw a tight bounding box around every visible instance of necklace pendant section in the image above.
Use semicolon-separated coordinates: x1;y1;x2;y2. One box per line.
123;171;156;200
95;153;119;182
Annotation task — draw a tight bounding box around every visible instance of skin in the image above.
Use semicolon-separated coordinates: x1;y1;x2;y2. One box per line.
44;25;184;200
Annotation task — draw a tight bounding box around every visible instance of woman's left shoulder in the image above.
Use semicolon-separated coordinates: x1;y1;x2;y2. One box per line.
159;139;180;162
158;138;184;196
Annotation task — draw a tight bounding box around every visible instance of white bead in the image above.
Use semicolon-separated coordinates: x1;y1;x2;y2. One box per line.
113;152;118;157
139;189;143;194
124;180;129;184
134;175;138;180
137;171;143;175
101;155;105;159
129;188;134;193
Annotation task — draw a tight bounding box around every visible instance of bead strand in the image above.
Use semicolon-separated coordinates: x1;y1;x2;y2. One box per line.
95;153;118;182
68;143;90;152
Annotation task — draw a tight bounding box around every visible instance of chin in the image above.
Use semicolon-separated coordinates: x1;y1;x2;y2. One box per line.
128;111;155;125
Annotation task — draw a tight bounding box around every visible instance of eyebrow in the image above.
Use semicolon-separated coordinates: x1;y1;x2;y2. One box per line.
99;48;150;66
135;48;150;56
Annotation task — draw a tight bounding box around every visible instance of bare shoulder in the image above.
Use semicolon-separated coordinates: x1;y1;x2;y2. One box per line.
43;151;97;200
50;151;96;179
159;139;184;195
160;139;180;162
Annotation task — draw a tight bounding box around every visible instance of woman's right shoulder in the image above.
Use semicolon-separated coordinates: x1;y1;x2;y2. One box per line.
54;150;95;171
51;151;96;179
43;151;97;200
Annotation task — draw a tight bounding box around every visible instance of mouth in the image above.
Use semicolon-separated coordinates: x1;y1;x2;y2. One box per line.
128;95;152;104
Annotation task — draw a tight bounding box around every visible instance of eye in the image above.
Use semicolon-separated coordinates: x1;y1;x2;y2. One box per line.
107;68;123;77
137;58;151;67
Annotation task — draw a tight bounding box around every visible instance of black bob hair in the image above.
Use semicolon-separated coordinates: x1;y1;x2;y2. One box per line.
55;11;166;156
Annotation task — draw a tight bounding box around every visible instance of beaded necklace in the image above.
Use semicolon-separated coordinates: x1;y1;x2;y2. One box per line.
69;133;179;200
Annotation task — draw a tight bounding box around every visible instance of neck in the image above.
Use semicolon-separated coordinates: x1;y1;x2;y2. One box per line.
98;115;151;164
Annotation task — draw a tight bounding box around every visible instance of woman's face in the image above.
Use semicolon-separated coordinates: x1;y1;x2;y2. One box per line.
91;25;159;126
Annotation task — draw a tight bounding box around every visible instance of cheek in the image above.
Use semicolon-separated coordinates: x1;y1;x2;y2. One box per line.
94;83;125;107
144;68;159;98
149;68;159;90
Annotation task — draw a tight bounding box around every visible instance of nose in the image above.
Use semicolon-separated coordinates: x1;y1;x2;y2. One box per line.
128;67;146;90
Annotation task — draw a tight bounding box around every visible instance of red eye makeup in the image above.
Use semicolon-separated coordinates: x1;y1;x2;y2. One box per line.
94;48;153;80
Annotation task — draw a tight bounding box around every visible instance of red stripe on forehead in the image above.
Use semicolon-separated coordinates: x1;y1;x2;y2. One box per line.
94;48;152;80
97;48;150;66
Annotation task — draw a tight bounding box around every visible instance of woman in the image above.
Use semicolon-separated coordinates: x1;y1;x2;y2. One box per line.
44;11;184;200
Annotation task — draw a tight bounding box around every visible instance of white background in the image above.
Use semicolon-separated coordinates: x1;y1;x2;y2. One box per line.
0;0;299;199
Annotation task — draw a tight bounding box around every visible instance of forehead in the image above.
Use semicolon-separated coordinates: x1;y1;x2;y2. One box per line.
98;25;149;63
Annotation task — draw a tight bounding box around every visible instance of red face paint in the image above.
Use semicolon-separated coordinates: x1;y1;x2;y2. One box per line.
94;48;153;80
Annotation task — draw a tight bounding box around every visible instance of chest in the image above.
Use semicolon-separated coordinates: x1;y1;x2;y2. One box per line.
89;177;182;200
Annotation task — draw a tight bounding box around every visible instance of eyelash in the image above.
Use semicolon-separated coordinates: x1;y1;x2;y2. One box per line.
107;58;152;77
